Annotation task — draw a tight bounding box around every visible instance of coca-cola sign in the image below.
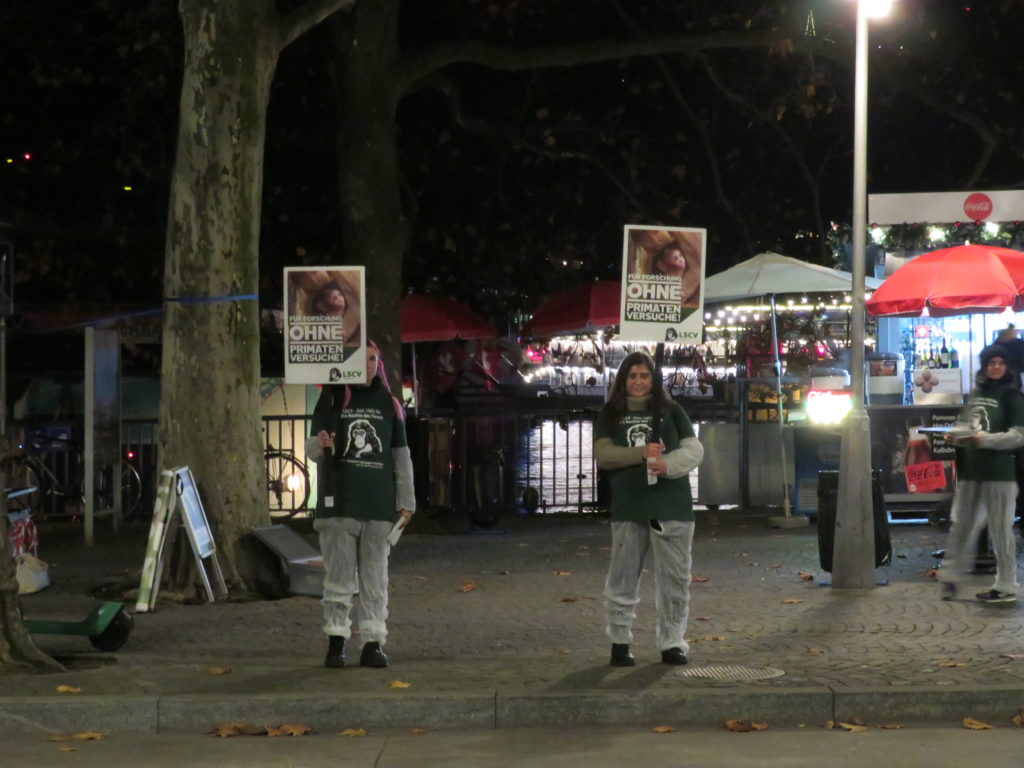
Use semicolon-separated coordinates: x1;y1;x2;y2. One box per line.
963;192;993;221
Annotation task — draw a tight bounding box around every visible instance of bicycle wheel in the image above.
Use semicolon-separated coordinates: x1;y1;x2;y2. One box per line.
121;461;143;516
265;451;310;518
1;456;44;518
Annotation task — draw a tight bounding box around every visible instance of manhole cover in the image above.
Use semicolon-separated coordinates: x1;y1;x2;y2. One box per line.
676;664;785;681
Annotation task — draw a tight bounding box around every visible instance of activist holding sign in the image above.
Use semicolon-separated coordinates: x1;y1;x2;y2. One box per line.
305;340;415;668
938;344;1024;604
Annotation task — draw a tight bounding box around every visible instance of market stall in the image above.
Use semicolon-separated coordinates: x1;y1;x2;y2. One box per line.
859;190;1024;518
697;253;882;511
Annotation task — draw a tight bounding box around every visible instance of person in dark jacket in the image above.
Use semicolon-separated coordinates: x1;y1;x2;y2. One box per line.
938;344;1024;603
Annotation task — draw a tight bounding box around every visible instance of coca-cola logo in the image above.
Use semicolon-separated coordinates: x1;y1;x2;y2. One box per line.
963;192;993;221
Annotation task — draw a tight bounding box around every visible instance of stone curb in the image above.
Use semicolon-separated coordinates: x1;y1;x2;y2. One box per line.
5;684;1022;734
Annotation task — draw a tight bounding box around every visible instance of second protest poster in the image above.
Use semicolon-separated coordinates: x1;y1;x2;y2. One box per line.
283;266;367;385
618;225;706;343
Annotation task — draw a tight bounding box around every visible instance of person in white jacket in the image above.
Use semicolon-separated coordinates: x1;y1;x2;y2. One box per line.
594;350;704;666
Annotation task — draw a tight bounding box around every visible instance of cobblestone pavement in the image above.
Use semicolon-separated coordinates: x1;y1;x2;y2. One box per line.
4;510;1024;731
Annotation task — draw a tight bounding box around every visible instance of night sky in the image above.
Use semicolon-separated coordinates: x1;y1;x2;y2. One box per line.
2;1;1022;322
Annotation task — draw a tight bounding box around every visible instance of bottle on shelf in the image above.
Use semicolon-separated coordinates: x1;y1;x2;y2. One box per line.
950;346;959;368
940;339;950;368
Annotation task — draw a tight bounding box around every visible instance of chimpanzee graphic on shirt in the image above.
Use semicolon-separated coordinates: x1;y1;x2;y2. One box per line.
626;423;653;448
343;418;383;459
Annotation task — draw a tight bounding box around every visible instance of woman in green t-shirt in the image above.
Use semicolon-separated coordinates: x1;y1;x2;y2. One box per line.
594;350;704;666
306;341;416;668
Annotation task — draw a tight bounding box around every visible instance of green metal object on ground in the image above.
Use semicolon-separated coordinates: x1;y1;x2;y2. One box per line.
23;602;134;651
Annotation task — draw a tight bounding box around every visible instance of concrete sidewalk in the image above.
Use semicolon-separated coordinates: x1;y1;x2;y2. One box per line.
3;511;1024;734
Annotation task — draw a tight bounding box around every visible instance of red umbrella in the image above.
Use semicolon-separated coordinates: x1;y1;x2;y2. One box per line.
520;280;621;338
399;294;496;342
866;244;1024;317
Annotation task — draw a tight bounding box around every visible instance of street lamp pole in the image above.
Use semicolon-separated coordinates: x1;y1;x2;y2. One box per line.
833;0;885;590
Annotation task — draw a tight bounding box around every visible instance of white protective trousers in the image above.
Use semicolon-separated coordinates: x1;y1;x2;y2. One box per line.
314;517;392;642
604;519;695;652
939;479;1019;595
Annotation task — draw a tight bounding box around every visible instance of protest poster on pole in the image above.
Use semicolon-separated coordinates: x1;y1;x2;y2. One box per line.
283;267;367;384
618;226;706;344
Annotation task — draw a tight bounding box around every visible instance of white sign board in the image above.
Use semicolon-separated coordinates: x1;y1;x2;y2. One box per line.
618;225;706;343
910;368;964;405
869;190;1024;225
283;266;367;384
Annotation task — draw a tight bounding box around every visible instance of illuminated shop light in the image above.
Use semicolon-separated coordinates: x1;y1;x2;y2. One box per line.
806;389;852;425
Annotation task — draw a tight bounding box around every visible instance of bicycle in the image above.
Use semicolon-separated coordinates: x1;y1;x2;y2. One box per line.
0;433;142;520
265;446;310;518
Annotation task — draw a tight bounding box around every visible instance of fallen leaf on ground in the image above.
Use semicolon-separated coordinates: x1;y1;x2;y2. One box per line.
937;660;968;668
1010;708;1024;728
271;723;312;737
651;724;675;733
878;723;905;730
410;727;427;735
746;562;758;567
923;568;939;581
694;616;712;621
804;647;824;655
458;581;476;593
556;648;572;655
823;720;835;729
1000;653;1024;659
962;717;993;730
553;570;572;576
693;575;710;583
210;722;265;738
798;571;814;581
703;634;726;642
782;598;804;604
207;666;232;675
56;746;77;752
724;719;767;732
56;685;81;694
72;731;104;741
769;563;782;569
733;552;748;558
389;680;411;689
340;728;368;737
897;553;907;559
836;722;869;732
560;596;577;603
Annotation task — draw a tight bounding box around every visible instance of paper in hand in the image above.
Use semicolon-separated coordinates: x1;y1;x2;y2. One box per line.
388;520;405;546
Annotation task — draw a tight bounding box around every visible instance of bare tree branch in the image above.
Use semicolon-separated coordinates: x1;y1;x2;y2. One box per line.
609;0;756;258
421;73;650;216
399;31;801;95
277;0;354;52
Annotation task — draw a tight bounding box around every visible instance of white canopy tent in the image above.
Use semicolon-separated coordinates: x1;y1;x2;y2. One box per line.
704;253;882;523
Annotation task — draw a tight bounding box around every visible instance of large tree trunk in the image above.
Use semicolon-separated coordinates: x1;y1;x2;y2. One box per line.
330;4;407;385
0;454;62;672
160;0;279;590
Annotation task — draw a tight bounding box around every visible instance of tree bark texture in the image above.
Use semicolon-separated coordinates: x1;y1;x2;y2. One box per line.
331;4;407;384
160;0;280;589
0;451;62;673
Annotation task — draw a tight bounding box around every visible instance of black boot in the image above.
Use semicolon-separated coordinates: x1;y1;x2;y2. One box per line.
360;641;389;668
324;636;346;668
610;643;636;667
661;647;688;665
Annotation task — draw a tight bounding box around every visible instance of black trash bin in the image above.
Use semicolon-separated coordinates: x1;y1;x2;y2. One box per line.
817;470;892;573
470;448;504;528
